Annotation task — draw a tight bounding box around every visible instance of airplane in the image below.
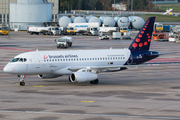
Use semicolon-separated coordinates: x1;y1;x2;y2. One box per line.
4;17;160;86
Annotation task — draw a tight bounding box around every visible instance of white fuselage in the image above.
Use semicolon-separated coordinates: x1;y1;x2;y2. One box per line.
4;49;130;75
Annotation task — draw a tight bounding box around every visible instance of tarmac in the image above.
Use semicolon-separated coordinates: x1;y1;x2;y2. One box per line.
1;32;180;120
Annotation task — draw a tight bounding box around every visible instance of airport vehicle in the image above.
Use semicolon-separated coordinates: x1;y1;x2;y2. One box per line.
0;27;8;35
112;32;121;40
154;23;163;31
99;24;117;33
44;27;61;35
68;22;99;35
120;27;128;36
28;26;60;35
56;36;72;48
66;27;76;35
99;33;110;40
4;17;165;86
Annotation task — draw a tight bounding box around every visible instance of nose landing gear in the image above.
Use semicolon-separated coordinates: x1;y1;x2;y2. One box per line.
19;75;26;86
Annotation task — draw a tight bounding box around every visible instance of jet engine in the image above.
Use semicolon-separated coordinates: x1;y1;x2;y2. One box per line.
69;72;98;83
38;74;62;79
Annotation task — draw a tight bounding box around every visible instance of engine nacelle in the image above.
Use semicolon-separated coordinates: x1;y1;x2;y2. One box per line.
70;72;98;83
38;74;62;79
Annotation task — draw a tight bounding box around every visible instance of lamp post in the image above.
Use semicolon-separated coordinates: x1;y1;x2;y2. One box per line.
8;0;10;38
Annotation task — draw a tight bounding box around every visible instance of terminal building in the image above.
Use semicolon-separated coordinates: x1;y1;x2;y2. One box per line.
0;0;60;27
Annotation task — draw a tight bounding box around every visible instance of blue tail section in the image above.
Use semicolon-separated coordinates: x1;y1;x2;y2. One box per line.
129;17;155;51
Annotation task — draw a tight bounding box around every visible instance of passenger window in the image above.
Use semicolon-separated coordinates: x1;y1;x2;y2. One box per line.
44;60;46;62
82;58;84;61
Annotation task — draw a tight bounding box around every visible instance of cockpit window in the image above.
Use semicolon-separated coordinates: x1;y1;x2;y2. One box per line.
10;58;19;62
10;58;27;63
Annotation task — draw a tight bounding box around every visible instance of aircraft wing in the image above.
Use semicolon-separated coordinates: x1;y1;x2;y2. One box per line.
145;58;180;64
67;65;137;73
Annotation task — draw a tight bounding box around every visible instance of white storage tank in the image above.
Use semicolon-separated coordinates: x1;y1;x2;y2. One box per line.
10;0;52;30
59;16;71;27
99;16;107;24
70;16;76;22
85;15;94;22
74;17;86;23
128;16;145;30
117;17;129;28
88;17;101;26
103;17;115;27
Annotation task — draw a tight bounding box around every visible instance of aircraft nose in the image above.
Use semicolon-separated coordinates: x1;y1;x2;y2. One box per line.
3;64;12;73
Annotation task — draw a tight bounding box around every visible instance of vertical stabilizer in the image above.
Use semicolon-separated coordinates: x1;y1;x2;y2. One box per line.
129;17;155;51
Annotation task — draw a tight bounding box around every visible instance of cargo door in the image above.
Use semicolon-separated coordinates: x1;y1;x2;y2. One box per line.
33;54;41;68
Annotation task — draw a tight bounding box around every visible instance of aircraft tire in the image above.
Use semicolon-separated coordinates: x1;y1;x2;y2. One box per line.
19;81;25;86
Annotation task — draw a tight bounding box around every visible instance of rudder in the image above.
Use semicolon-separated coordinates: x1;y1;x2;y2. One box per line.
129;17;155;51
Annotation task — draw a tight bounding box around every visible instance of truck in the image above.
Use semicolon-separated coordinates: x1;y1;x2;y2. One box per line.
56;36;72;48
0;27;8;35
66;27;76;35
28;26;60;35
163;25;171;32
120;27;129;36
68;22;99;36
112;32;121;40
99;24;117;34
44;27;61;35
99;32;110;40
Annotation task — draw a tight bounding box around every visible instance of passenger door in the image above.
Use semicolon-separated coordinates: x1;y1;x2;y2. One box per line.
33;55;41;68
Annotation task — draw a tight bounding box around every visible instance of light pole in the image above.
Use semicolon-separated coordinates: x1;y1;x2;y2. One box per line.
114;0;115;12
149;0;150;17
8;0;10;38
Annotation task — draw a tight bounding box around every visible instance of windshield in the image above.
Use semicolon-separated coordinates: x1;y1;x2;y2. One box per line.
68;27;74;30
92;28;98;31
10;58;27;63
157;25;163;27
1;27;8;30
55;28;59;30
58;39;66;42
122;28;128;30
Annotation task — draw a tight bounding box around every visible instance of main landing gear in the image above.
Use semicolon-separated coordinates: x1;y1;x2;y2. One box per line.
90;79;99;84
19;75;26;86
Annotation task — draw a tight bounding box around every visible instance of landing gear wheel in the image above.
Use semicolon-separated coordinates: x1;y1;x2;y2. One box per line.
90;79;99;84
19;75;26;86
20;81;25;86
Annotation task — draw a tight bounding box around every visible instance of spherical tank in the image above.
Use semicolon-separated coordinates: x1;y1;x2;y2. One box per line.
74;17;86;23
103;17;115;27
85;15;94;22
59;16;71;27
70;16;76;22
117;17;129;28
130;16;145;30
88;17;101;26
99;16;107;24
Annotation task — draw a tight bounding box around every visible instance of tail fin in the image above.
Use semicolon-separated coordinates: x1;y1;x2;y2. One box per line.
129;17;155;51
